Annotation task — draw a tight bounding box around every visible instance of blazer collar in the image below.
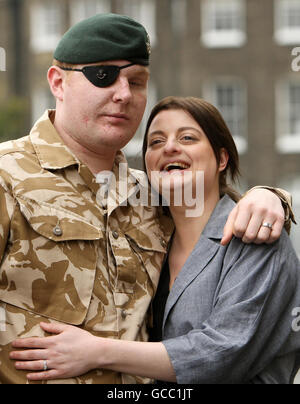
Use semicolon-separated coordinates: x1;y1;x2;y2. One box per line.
202;194;237;240
162;195;236;331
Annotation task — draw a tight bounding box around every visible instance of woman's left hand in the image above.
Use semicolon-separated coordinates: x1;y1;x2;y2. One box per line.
221;188;285;245
10;322;99;381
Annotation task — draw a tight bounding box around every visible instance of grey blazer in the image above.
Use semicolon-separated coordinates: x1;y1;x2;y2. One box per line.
162;195;300;384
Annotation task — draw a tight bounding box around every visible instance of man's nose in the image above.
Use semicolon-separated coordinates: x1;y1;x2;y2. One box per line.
112;77;132;104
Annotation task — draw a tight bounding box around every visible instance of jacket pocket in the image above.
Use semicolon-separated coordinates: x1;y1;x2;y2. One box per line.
124;224;169;293
0;196;103;325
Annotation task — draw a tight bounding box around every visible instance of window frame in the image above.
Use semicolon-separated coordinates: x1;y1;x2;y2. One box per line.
278;176;300;258
30;1;62;53
276;78;300;153
203;77;248;154
120;0;157;47
70;0;111;25
274;0;300;46
201;0;247;49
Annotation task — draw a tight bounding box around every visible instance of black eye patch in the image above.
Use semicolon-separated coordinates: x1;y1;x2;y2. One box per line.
59;63;135;88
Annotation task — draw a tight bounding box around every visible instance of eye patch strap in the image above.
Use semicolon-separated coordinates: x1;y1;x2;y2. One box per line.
58;63;136;87
58;63;135;75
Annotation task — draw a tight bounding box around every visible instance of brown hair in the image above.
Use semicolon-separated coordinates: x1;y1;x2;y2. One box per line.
142;96;241;202
51;59;76;82
52;59;75;69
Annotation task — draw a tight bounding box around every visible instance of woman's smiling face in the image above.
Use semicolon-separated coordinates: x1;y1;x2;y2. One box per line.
145;108;228;204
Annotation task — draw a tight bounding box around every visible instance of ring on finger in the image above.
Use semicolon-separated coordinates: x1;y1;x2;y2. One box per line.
261;222;273;230
43;360;48;371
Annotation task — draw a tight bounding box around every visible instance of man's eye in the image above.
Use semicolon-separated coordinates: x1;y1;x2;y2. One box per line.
129;80;144;87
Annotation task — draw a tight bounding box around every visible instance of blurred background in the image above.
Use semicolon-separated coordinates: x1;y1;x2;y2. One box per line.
0;0;299;256
0;0;299;383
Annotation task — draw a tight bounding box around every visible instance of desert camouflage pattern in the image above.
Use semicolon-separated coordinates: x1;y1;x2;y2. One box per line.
0;110;173;384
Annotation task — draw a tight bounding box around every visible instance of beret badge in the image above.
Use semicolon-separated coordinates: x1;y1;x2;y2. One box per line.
146;34;151;56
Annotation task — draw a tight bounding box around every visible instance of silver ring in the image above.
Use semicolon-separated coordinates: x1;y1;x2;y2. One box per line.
43;360;48;371
262;222;273;230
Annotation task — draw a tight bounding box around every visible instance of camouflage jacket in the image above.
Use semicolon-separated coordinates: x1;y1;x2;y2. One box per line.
0;110;173;384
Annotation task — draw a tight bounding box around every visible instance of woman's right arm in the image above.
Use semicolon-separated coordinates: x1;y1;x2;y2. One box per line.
97;337;177;382
162;232;300;384
10;322;177;382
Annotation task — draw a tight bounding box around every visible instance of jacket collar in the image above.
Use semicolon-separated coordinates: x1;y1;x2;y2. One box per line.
29;110;80;170
29;110;155;214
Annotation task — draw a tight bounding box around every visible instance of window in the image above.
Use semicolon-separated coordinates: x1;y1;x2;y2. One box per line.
70;0;111;25
274;0;300;45
30;2;62;53
120;0;157;47
279;176;300;258
203;79;248;154
201;0;246;48
276;79;300;153
171;0;187;38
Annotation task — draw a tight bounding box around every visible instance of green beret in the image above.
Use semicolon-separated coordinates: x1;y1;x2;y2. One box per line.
54;13;151;66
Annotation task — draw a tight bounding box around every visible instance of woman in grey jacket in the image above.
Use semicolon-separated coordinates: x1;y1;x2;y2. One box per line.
10;97;300;384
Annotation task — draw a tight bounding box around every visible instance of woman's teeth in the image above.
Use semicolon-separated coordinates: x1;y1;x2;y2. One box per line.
163;162;190;172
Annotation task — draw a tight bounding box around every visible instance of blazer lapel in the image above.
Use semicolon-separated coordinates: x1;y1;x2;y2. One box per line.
162;195;236;330
162;236;220;330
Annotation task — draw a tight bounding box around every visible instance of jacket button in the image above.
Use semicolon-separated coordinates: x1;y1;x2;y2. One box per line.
53;226;63;237
121;310;127;319
160;238;167;248
112;231;119;240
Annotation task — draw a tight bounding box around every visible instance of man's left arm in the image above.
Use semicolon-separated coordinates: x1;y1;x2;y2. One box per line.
221;186;296;245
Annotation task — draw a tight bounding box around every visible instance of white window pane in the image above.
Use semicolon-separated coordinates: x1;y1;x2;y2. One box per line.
279;177;300;258
121;0;156;47
171;0;187;37
276;80;300;152
214;6;239;31
274;0;300;45
281;0;300;27
201;0;246;48
204;79;248;153
30;2;62;53
288;8;300;28
289;84;300;135
70;0;111;25
215;85;242;135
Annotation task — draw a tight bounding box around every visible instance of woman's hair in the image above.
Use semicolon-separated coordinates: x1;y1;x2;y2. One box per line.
142;96;241;202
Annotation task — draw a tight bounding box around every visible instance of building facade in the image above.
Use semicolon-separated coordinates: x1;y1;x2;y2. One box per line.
0;0;299;256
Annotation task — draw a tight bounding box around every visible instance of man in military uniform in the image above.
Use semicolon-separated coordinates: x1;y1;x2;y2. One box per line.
0;14;294;384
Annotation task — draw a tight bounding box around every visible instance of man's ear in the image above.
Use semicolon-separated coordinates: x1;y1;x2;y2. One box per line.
47;66;65;102
219;148;229;173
